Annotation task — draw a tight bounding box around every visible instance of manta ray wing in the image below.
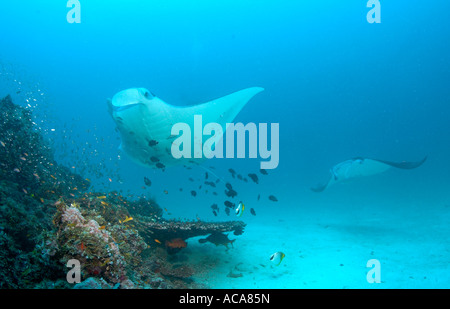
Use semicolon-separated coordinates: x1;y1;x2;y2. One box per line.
370;156;427;170
180;87;264;126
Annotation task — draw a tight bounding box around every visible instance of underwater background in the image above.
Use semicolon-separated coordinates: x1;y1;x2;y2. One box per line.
0;0;449;288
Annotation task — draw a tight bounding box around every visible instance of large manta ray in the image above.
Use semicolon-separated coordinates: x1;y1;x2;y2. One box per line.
107;87;264;168
311;156;427;192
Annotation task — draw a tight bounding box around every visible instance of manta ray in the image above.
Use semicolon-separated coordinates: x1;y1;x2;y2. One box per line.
107;87;264;168
311;156;427;192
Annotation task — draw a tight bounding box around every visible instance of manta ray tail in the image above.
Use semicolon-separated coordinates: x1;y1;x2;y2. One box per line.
374;156;428;169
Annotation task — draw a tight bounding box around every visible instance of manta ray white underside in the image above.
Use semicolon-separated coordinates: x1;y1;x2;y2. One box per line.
108;87;264;169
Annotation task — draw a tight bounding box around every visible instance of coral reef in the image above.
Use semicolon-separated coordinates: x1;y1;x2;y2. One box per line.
0;95;89;200
0;95;246;289
54;204;129;283
134;216;245;247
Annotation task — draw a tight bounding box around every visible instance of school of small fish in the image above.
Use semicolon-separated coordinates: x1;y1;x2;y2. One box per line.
140;164;278;220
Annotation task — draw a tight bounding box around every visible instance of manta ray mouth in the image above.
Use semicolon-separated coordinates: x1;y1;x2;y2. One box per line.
111;103;143;112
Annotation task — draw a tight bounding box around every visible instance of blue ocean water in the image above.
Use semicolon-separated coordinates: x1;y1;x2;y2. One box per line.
1;0;450;289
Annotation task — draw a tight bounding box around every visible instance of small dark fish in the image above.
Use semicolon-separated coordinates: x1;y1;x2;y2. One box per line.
257;194;260;201
179;188;183;191
211;203;219;211
248;173;259;184
243;178;248;182
205;172;208;179
268;195;278;202
213;192;218;196
144;177;152;186
215;179;220;183
260;169;268;175
156;162;165;169
225;189;237;198
229;168;236;178
188;177;194;182
212;210;217;216
250;208;256;216
224;201;235;208
198;185;202;190
148;140;159;147
227;271;243;278
225;182;233;190
237;174;243;180
191;190;197;197
16;90;21;94
150;156;160;162
224;207;230;216
205;181;216;187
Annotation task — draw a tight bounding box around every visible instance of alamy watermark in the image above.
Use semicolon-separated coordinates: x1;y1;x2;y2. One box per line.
66;259;81;284
66;0;81;24
65;257;381;285
367;0;381;24
366;259;381;283
67;1;380;25
170;115;279;170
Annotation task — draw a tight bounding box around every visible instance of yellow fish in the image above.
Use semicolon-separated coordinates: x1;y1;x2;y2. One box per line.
122;216;133;223
97;196;106;199
269;252;285;266
100;258;111;266
235;201;245;217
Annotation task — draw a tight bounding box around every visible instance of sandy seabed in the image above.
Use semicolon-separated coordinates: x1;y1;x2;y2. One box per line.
187;197;450;289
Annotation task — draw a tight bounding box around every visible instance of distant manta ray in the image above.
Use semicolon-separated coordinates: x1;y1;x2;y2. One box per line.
107;87;264;169
311;156;427;192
